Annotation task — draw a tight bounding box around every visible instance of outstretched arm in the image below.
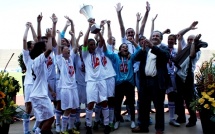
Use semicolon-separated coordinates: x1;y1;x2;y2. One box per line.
50;13;58;47
37;13;43;41
23;22;30;50
64;16;75;46
56;30;62;55
115;3;125;38
139;1;150;36
162;29;171;35
29;22;38;42
84;20;94;47
135;12;142;43
177;21;198;37
150;14;158;40
76;31;83;48
94;20;106;42
44;28;53;58
69;31;78;53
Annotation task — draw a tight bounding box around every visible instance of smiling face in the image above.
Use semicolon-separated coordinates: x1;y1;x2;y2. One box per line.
168;35;176;48
88;39;96;53
151;31;162;45
126;28;135;40
62;46;70;59
119;43;129;56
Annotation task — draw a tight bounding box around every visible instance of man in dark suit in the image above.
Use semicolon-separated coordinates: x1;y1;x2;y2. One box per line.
132;31;170;134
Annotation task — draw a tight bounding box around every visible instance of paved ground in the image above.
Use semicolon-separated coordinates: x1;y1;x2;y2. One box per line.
9;95;204;134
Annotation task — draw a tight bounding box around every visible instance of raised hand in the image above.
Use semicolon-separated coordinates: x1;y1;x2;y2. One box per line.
189;21;198;30
107;20;111;25
69;30;74;36
163;29;171;34
46;28;52;37
65;20;71;27
136;12;142;22
26;22;31;28
146;1;150;12
64;16;73;23
50;13;58;23
56;30;60;34
100;20;107;27
78;31;83;37
115;3;123;12
37;12;43;22
152;14;158;22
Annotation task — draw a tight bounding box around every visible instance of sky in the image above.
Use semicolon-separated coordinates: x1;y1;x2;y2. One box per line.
0;0;215;50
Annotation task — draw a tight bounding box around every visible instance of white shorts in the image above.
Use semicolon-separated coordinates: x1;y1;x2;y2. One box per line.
55;80;61;101
77;84;87;104
86;80;107;104
24;84;33;103
106;77;115;97
48;79;56;101
30;97;54;122
61;88;79;110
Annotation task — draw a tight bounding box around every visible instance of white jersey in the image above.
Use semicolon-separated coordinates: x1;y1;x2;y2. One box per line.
82;47;105;82
122;36;136;54
46;47;57;80
30;53;49;98
74;54;86;86
22;50;34;85
56;51;77;89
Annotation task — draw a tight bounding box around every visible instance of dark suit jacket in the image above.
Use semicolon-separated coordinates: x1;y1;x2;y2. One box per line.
135;44;170;89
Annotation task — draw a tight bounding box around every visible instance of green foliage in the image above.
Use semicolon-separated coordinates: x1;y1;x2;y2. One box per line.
18;53;26;74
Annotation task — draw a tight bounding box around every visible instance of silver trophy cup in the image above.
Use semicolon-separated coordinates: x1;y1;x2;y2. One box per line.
80;4;101;34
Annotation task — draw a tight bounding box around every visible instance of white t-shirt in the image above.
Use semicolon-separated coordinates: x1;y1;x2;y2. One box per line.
30;53;49;98
106;42;118;54
56;51;77;89
74;54;86;86
46;48;57;80
22;50;34;85
82;47;105;82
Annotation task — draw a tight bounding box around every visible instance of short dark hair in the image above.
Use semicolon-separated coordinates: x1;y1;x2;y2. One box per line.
27;41;33;49
41;36;48;40
30;41;46;60
168;34;177;44
153;30;163;40
62;38;69;44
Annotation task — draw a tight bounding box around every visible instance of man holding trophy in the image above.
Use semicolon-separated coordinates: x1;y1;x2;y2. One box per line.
80;4;111;134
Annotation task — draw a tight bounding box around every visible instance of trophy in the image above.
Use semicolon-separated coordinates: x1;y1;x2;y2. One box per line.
80;4;101;34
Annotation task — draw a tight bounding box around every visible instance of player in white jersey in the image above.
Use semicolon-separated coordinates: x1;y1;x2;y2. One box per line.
22;22;36;134
73;31;87;130
83;20;111;134
29;28;54;134
55;30;80;134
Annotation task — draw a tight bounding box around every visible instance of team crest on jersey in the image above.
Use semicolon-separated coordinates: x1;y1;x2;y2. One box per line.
68;66;75;77
101;56;107;67
93;57;100;69
46;56;53;67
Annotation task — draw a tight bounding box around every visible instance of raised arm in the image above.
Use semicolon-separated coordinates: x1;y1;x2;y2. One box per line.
107;20;113;44
23;22;30;50
177;21;198;38
29;22;38;42
162;29;171;35
61;19;70;38
94;20;106;42
150;14;158;40
56;30;62;55
37;13;43;41
50;13;58;47
135;12;142;43
64;16;75;46
76;31;83;48
139;1;150;36
115;3;125;38
44;28;53;57
69;31;78;53
128;36;138;48
83;20;94;47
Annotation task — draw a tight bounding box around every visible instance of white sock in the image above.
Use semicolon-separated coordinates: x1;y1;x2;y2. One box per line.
102;106;109;126
68;114;76;130
35;127;41;134
76;107;81;123
61;115;69;132
22;113;30;133
168;101;175;121
55;110;62;125
86;108;93;127
109;107;114;123
94;105;101;122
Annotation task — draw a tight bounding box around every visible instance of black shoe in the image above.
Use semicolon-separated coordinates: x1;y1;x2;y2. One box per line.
86;126;92;134
104;125;111;134
93;121;100;130
120;115;124;122
186;122;196;127
75;121;81;130
176;118;186;123
132;126;149;133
